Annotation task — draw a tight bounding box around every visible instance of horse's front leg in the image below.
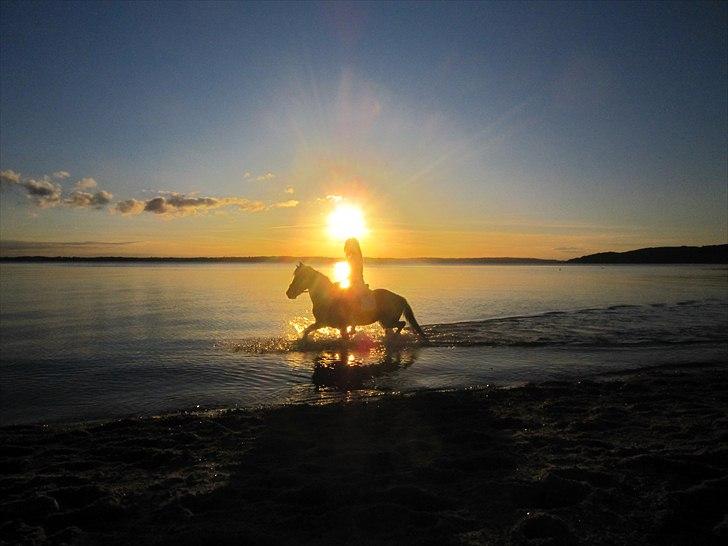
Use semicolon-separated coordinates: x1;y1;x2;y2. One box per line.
339;326;349;344
301;322;321;341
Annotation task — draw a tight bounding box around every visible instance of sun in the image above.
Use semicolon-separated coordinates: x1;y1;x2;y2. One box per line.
327;203;367;241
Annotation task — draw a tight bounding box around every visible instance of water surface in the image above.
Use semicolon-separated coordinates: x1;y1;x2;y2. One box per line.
1;263;726;424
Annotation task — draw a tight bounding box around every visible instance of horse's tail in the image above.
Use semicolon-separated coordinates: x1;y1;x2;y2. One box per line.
403;300;429;344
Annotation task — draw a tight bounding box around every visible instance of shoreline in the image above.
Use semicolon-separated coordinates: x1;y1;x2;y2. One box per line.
2;361;727;544
4;355;725;429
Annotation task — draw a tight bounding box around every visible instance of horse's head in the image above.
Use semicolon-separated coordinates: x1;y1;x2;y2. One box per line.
286;262;315;299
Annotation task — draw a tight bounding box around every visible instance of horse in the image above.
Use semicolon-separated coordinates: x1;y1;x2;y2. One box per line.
286;263;429;343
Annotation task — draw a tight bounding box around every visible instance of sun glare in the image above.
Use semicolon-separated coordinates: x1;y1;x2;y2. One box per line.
333;260;351;288
327;204;367;241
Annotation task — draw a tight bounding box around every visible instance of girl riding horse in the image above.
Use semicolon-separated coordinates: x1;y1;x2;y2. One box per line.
285;262;428;343
343;238;375;312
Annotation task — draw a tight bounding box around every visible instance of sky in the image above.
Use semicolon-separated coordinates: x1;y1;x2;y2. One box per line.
1;0;726;259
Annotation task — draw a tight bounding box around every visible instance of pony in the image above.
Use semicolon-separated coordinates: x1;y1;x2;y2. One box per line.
286;263;429;343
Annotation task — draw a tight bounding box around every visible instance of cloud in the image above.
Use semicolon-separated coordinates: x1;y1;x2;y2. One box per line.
553;246;592;257
0;170;21;184
270;200;299;209
143;195;218;214
73;177;97;190
53;171;70;179
2;170;111;209
115;199;146;215
243;171;275;181
116;193;267;217
3;169;296;219
66;190;113;208
2;240;138;249
284;186;294;194
228;198;267;212
0;239;140;257
20;177;63;208
554;246;586;252
316;194;344;204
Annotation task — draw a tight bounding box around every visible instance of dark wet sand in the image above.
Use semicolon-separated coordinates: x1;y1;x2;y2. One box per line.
1;362;727;545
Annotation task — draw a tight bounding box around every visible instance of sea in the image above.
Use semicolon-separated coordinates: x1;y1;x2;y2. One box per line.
1;262;726;425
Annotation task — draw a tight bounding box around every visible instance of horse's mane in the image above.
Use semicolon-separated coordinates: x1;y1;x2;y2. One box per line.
302;265;334;287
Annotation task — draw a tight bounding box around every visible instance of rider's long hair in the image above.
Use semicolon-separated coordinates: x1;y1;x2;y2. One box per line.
344;238;365;288
344;238;362;261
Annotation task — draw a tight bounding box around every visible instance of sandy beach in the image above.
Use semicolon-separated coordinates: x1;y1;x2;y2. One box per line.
1;361;726;545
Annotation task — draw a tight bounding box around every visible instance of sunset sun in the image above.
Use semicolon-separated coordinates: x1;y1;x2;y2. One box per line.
326;203;367;241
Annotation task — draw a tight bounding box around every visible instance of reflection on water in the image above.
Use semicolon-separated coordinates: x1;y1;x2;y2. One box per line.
311;345;419;391
264;331;421;397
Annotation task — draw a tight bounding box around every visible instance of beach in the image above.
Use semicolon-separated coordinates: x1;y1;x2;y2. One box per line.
2;361;726;545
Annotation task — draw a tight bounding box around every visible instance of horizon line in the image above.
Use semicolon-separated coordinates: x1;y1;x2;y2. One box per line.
0;255;563;263
1;243;727;265
0;244;728;264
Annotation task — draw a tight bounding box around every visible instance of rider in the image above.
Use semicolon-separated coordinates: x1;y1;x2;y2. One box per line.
344;237;375;311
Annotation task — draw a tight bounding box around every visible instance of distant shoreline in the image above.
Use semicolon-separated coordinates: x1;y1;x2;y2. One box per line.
1;243;726;264
0;255;562;265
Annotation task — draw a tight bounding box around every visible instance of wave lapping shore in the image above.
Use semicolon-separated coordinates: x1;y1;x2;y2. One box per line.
1;362;727;545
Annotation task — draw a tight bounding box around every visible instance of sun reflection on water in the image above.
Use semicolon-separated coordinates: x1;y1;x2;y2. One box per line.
332;261;351;288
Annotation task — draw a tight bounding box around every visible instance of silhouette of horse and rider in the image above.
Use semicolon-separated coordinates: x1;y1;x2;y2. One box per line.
286;237;429;344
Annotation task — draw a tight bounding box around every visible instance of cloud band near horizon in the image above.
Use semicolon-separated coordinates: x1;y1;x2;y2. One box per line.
1;169;299;217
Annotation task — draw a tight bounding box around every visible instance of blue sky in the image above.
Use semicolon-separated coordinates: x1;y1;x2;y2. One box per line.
1;1;726;257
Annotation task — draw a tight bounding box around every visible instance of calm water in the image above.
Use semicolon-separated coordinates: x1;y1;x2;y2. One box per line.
1;263;726;425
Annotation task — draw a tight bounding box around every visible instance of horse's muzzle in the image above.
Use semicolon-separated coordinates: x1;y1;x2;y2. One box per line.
286;287;296;299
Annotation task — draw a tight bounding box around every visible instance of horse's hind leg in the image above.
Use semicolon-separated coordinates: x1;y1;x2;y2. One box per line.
381;318;407;335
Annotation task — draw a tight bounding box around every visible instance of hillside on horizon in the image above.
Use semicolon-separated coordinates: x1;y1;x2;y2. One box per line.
568;244;728;264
